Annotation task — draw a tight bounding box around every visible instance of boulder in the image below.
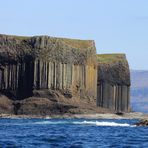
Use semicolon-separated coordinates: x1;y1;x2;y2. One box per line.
0;94;14;114
136;119;148;126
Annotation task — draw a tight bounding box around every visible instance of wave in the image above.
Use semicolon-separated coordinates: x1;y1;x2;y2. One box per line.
75;121;134;127
34;121;67;125
34;120;135;127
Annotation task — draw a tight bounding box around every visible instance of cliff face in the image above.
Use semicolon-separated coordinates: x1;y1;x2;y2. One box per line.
97;54;130;112
0;34;97;100
0;34;131;115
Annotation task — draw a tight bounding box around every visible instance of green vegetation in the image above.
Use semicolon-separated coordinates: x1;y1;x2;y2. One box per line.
0;34;32;40
11;35;31;40
60;38;93;49
97;54;126;63
3;34;93;49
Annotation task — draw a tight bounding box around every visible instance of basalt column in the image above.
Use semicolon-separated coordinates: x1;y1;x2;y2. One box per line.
17;58;34;99
0;59;34;99
0;34;97;101
97;54;131;112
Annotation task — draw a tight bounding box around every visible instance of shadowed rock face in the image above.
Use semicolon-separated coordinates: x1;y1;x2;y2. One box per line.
97;54;131;112
0;34;97;100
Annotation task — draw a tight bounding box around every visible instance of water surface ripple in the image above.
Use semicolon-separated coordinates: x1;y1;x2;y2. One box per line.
0;118;147;148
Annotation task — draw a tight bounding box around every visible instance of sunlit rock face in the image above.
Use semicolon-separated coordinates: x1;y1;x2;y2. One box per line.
97;54;131;112
0;34;97;100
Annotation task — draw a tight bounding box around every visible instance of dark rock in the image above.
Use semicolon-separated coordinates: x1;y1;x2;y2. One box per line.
136;120;148;126
115;112;124;115
13;101;21;115
15;97;78;115
97;54;130;112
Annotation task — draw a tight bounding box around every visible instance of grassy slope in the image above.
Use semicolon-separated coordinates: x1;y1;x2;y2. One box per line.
97;54;126;63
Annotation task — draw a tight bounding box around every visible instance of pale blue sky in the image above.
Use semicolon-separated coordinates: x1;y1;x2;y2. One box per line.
0;0;148;70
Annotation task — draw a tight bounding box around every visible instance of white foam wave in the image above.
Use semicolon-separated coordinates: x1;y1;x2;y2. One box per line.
73;121;131;127
34;120;134;127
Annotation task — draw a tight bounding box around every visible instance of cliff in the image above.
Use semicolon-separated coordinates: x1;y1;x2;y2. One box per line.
0;34;97;100
0;34;100;115
97;54;130;112
0;34;131;115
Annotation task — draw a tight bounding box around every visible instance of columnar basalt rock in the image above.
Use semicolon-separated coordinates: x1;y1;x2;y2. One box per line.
0;34;97;100
0;34;131;115
97;54;131;112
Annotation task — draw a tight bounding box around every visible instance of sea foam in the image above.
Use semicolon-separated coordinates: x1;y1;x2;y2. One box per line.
34;120;134;127
73;121;131;127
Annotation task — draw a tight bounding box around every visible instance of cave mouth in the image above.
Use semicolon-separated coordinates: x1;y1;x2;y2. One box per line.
0;56;35;100
16;56;34;100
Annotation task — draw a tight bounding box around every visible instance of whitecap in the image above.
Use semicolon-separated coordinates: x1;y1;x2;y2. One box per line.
34;120;134;127
73;121;131;127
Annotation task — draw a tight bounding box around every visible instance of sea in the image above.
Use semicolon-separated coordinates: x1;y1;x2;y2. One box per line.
0;118;147;148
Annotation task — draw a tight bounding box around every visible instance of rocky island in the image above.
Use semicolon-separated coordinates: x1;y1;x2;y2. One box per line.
0;34;131;117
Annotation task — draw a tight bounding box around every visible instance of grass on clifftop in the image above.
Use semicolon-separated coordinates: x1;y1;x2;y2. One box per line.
2;34;93;49
2;34;31;40
13;36;31;40
97;54;126;63
60;38;93;49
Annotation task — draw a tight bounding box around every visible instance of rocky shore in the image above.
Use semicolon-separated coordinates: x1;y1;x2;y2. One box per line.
0;92;147;120
0;112;147;120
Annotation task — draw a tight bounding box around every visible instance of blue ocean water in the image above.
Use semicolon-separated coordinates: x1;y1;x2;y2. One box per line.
0;118;147;148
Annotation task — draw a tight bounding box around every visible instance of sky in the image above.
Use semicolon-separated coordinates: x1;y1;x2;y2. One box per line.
0;0;148;70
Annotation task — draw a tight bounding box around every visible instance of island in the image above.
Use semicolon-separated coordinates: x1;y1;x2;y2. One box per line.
0;34;133;118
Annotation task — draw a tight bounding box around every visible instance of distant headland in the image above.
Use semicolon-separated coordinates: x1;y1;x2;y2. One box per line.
0;34;130;117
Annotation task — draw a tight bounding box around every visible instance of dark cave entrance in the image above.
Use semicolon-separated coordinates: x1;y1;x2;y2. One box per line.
17;56;34;99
